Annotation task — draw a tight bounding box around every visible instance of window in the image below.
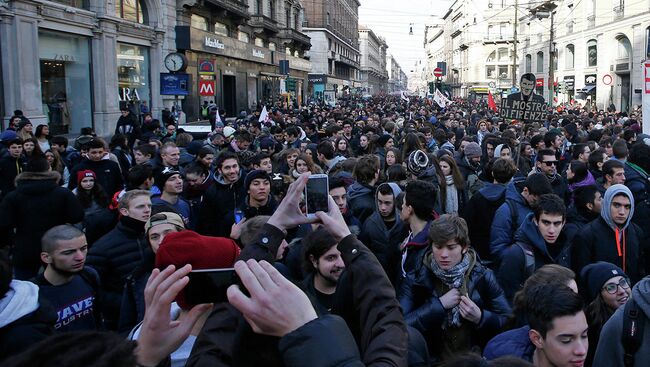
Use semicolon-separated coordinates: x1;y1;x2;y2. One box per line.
286;9;291;27
256;0;263;14
191;14;208;31
327;12;330;25
269;42;276;51
214;22;229;37
486;65;496;78
238;31;249;43
565;44;574;69
498;47;509;62
525;54;532;72
587;39;597;66
52;0;88;9
270;0;275;19
617;36;631;59
295;10;300;29
116;0;145;24
646;27;650;59
536;51;544;73
255;37;264;47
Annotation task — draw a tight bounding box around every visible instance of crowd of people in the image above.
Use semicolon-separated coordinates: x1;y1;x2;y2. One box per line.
0;94;649;367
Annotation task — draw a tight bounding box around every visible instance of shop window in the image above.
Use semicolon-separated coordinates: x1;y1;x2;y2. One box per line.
565;44;574;69
238;32;249;43
52;0;88;9
587;39;597;66
214;22;229;37
536;51;544;73
116;0;146;24
525;54;532;72
117;43;150;120
39;31;92;134
191;14;208;31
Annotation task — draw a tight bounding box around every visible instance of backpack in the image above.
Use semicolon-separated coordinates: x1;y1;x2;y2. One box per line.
515;241;536;279
622;297;645;367
78;267;104;330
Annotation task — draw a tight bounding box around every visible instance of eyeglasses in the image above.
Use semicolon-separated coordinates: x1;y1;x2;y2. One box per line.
602;278;630;294
542;161;558;167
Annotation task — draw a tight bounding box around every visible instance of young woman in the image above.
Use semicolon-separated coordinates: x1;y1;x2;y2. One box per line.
355;134;373;156
566;160;596;203
516;142;534;175
385;147;402;171
493;144;512;160
23;137;44;160
292;153;321;178
335;136;352;158
34;124;51;152
438;155;467;214
277;148;300;175
74;170;116;244
398;214;510;363
401;132;424;162
45;149;70;187
17;120;34;141
582;262;631;367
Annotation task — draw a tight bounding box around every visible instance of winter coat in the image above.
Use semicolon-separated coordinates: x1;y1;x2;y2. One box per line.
0;155;26;199
564;205;599;240
398;248;511;361
347;182;376;223
461;182;507;264
86;216;148;329
0;280;56;361
483;325;534;362
117;250;154;334
489;181;533;262
0;171;84;279
497;213;573;302
455;155;480;183
624;162;650;203
196;173;247;238
69;158;124;196
594;277;650;366
401;221;433;277
111;146;132;181
114;113;141;147
239;195;278;220
548;173;571;205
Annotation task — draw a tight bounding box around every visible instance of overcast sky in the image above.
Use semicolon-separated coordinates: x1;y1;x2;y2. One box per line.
358;0;453;72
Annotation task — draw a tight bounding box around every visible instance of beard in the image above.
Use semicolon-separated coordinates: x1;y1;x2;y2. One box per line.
50;261;82;277
318;267;343;286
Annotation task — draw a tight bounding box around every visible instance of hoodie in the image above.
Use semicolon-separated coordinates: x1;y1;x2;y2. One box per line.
400;221;433;277
462;182;507;263
593;277;650;366
325;155;346;174
347;182;376;222
0;280;40;328
483;325;534;362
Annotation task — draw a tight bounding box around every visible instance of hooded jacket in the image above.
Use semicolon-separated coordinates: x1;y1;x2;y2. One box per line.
359;183;408;284
483;325;534;362
347;182;376;223
489;181;533;262
196;171;247;237
593;277;650;366
497;213;572;302
0;171;84;279
462;182;507;264
572;184;646;284
0;280;55;361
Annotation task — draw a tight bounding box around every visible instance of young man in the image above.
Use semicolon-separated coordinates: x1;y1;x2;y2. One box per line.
484;284;588;367
400;180;437;276
572;184;646;284
565;185;602;235
535;149;570;205
347;155;380;222
33;225;101;332
151;167;190;226
86;189;151;330
598;159;626;194
317;140;346;174
0;137;25;197
133;143;156;166
197;151;246;237
228;131;253;152
69;139;123;196
329;177;361;235
572;144;591;164
490;173;553;262
498;194;573;301
251;152;273;174
158;142;181;171
359;183;408;284
239;170;277;219
301;227;345;314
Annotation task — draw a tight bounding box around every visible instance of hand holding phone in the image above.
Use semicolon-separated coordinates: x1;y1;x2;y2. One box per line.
184;268;237;304
305;174;329;218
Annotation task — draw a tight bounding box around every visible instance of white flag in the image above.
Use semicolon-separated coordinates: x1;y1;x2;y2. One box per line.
258;106;269;123
433;89;452;108
401;91;409;102
215;107;222;124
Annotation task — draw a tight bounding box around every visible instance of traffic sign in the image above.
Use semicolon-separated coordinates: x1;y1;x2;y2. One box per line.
603;74;613;85
198;80;215;96
433;68;443;78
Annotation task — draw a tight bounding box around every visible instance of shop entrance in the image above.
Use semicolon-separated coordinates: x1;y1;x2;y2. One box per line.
619;73;631;113
223;75;236;117
40;60;70;135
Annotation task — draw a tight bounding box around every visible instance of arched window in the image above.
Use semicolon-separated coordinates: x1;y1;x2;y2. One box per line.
116;0;146;24
587;39;597;67
617;36;632;59
565;44;574;69
536;51;544;73
525;54;532;72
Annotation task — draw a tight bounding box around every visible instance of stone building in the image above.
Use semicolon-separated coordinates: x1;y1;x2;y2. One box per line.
358;26;388;95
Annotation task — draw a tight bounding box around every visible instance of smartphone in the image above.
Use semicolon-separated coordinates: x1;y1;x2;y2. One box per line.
305;174;329;218
234;208;244;224
184;268;237;304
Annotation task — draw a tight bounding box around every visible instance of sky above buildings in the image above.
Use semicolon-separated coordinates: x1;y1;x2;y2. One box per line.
358;0;452;72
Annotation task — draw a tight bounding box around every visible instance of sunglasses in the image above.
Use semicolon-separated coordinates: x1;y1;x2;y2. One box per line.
542;161;558;167
602;278;630;294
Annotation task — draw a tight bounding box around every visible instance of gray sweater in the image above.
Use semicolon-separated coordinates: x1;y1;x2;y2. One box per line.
594;277;650;366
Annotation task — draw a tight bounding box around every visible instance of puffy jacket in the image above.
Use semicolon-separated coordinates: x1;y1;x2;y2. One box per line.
624;162;649;203
347;182;376;223
398;248;511;360
461;182;507;264
0;155;26;199
483;325;534;362
497;213;572;302
455;154;480;183
0;171;84;279
196;173;246;237
86;216;148;329
69;158;124;196
489;181;533;262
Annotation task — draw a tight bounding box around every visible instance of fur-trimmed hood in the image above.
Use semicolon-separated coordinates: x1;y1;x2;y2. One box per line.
14;171;61;195
15;170;61;184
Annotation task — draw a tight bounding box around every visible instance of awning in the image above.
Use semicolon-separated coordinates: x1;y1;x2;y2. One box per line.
580;85;596;94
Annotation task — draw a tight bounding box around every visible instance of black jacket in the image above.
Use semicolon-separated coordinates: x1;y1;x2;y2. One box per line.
86;216;147;329
359;211;408;285
0;155;26;199
115;113;142;147
347;182;376;223
0;171;84;279
461;182;506;264
69;158;124;196
196;174;247;237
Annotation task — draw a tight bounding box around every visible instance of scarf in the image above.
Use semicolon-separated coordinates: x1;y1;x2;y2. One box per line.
445;175;459;214
426;250;474;329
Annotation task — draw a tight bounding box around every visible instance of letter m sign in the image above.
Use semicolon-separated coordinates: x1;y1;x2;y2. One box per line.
199;80;215;96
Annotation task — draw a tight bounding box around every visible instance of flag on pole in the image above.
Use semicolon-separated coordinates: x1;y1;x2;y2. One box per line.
214;107;222;124
433;89;451;108
258;106;273;126
401;91;409;102
487;91;498;112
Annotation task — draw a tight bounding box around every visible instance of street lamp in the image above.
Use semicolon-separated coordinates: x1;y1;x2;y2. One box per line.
530;1;557;106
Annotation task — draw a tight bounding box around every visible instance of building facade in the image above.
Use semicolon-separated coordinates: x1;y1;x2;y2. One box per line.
1;0;177;137
358;26;388;95
519;0;650;112
386;53;408;92
302;0;360;102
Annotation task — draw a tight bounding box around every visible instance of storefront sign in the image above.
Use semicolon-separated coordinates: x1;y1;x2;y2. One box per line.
564;76;575;89
205;37;225;50
223;69;236;76
252;49;265;59
308;74;327;84
585;74;597;85
119;87;141;101
199;80;215;96
160;73;190;96
53;54;76;62
198;59;215;74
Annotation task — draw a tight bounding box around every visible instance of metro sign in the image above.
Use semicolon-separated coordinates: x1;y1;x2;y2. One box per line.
199;80;215;96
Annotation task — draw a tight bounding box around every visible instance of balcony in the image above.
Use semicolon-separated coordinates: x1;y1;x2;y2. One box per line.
613;5;624;20
204;0;250;21
587;14;595;29
450;24;462;37
459;36;469;50
250;15;279;36
483;34;514;44
278;28;311;49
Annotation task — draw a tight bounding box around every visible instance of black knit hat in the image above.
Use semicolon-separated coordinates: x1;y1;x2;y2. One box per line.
155;167;181;190
580;261;627;302
244;169;271;190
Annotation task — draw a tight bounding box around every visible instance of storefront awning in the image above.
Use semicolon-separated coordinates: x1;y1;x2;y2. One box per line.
580;85;596;94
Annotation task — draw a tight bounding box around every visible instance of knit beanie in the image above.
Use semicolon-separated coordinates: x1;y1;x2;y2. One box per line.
244;169;271;191
377;134;392;148
407;150;429;176
154;167;181;191
464;142;482;159
17;119;32;131
155;230;241;309
580;261;627;302
77;170;96;185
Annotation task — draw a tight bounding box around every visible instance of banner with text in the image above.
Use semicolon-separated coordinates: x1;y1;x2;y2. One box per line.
500;97;547;123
